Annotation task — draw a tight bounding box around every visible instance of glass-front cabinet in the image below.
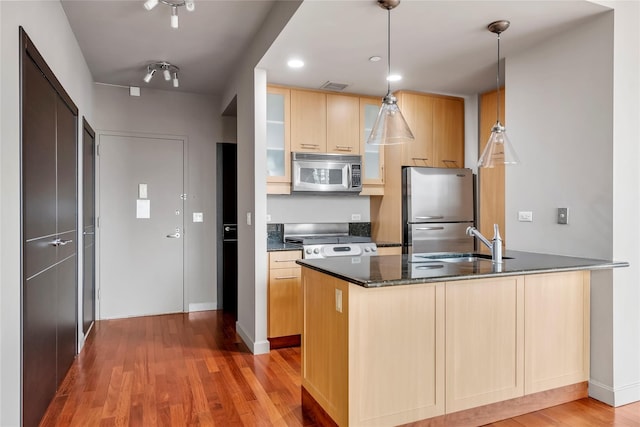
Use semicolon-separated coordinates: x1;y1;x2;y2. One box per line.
360;96;385;194
266;86;291;194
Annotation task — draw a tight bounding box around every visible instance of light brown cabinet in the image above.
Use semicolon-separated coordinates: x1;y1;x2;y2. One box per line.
445;276;525;413
268;250;302;340
375;246;402;256
360;96;385;195
433;97;465;168
291;90;327;153
524;271;590;394
326;93;360;154
266;86;291;194
397;92;434;166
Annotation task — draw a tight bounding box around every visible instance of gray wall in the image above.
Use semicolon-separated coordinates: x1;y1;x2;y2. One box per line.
0;2;95;425
506;7;640;405
93;84;220;311
267;195;371;224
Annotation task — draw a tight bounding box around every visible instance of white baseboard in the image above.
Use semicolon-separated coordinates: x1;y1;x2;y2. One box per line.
188;302;218;312
589;379;640;406
236;321;271;355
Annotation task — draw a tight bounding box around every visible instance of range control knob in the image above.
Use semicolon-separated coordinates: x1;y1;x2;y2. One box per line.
364;247;370;252
371;246;377;252
313;248;320;254
305;248;312;254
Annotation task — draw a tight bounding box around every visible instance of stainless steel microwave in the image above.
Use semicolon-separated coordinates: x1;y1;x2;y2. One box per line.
291;152;362;194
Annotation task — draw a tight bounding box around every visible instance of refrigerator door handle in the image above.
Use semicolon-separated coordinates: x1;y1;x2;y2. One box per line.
415;226;445;231
415;216;444;220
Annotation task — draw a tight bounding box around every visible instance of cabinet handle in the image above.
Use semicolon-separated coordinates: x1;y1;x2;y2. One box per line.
416;216;444;220
335;145;353;151
274;259;297;263
275;275;298;280
412;157;429;165
301;144;320;148
442;160;458;168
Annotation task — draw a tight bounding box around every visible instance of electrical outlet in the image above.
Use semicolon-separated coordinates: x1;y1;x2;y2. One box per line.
192;212;203;223
518;211;533;222
557;208;569;224
335;289;343;313
351;213;361;221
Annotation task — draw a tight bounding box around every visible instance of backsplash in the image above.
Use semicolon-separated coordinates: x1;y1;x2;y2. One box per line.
267;222;371;243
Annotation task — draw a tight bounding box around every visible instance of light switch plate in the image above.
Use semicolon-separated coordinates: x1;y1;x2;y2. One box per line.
246;212;252;226
138;183;148;199
557;208;569;224
518;211;533;222
193;212;203;223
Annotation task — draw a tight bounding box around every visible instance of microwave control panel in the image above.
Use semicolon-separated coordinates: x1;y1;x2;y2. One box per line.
351;164;361;188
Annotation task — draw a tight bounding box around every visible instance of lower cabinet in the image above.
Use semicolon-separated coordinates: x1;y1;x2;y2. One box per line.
268;251;302;342
302;269;591;426
445;276;525;413
375;246;402;256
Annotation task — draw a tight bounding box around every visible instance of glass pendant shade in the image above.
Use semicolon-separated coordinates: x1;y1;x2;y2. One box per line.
367;93;415;145
478;121;520;168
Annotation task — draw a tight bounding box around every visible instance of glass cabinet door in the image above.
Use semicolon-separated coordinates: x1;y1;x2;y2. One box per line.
360;97;384;184
266;86;290;182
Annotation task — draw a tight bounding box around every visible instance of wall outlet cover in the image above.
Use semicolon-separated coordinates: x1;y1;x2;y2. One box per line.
518;211;533;222
557;208;569;224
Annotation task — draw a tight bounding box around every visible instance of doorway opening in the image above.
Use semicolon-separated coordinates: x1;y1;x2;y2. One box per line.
216;143;238;319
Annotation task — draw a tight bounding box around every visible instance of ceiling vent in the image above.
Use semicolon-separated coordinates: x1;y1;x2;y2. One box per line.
320;81;349;92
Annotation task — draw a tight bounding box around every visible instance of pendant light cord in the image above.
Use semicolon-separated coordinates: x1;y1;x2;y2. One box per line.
496;32;501;124
387;8;391;96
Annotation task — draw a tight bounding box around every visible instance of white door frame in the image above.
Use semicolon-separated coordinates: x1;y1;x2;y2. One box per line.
95;130;189;320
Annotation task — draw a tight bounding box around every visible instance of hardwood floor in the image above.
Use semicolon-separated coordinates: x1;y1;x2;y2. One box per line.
41;311;640;427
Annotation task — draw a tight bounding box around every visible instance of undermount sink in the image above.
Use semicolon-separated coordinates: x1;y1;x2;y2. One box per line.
412;253;513;263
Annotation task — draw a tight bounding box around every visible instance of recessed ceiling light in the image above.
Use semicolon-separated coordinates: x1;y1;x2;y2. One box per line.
287;59;305;69
387;74;402;82
369;56;382;62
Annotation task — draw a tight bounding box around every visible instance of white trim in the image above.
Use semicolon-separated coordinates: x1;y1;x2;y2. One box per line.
589;379;640;406
188;302;217;312
236;321;270;355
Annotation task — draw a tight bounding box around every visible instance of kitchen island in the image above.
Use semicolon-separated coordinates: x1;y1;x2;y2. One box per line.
297;251;627;427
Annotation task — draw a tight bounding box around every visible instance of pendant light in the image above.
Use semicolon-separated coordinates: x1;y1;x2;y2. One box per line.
478;20;520;168
366;0;414;146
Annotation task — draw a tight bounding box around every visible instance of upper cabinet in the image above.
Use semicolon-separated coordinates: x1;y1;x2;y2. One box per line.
267;86;292;194
360;96;385;192
291;90;327;153
396;91;465;169
326;94;360;154
397;92;434;167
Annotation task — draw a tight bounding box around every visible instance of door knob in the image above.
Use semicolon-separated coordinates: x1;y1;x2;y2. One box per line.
166;233;181;239
49;238;73;246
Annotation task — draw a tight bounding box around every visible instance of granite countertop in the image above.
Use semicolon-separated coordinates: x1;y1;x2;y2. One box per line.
374;241;402;248
267;241;303;252
296;250;629;288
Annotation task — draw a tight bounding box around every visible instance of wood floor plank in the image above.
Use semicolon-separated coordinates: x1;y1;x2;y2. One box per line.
40;311;639;427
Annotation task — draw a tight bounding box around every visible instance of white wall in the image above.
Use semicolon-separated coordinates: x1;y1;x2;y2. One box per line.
93;84;220;311
507;5;640;406
0;2;95;425
267;195;371;224
221;1;302;354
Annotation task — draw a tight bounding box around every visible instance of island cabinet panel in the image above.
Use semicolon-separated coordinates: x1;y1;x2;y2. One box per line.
524;271;590;394
268;251;302;340
302;268;350;426
348;282;445;426
445;276;525;413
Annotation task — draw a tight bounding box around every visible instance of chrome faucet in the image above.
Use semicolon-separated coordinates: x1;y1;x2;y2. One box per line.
466;224;503;263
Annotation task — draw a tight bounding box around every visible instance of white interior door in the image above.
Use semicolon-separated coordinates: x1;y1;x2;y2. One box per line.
98;134;184;319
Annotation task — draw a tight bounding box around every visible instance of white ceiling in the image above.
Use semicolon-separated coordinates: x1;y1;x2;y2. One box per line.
62;0;610;98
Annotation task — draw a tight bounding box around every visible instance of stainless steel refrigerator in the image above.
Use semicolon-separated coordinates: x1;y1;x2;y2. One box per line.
402;167;475;254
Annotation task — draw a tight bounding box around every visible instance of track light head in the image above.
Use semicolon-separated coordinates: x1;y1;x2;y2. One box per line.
143;68;156;83
171;6;179;28
143;0;158;10
163;67;171;81
172;73;179;88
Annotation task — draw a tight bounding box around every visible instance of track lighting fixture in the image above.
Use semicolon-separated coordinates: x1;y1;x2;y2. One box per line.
143;62;180;88
143;0;194;29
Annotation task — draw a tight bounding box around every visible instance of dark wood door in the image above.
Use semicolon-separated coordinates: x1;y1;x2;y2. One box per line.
82;119;96;335
21;28;78;427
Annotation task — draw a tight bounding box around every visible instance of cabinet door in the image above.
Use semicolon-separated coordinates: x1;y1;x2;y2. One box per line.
268;267;302;337
266;86;291;182
524;272;590;394
327;94;360;154
291;90;327;152
433;97;464;168
360;97;384;185
398;92;433;167
445;276;524;413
